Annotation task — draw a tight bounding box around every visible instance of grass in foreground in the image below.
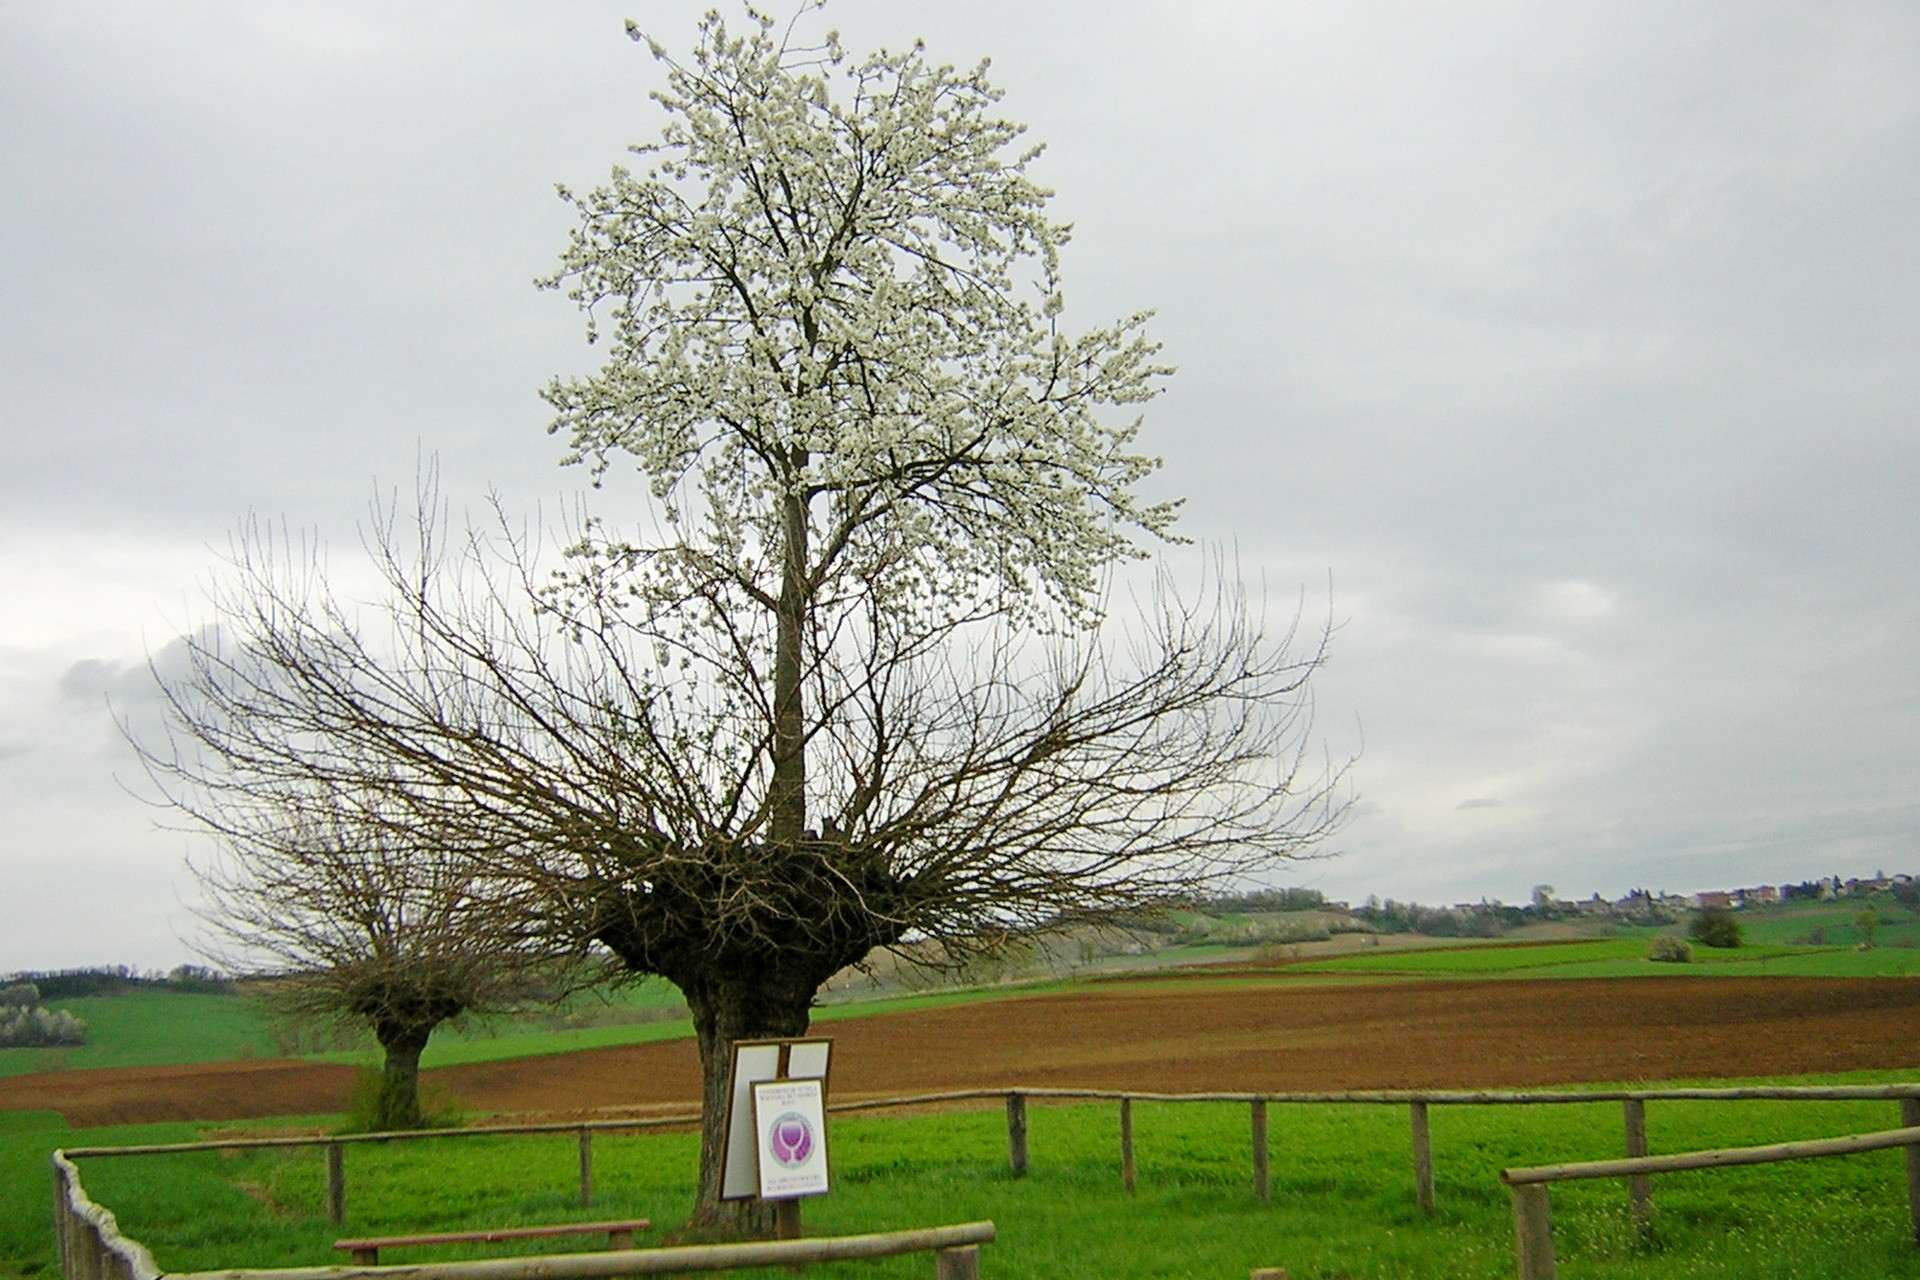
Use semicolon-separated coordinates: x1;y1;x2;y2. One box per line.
19;1071;1920;1280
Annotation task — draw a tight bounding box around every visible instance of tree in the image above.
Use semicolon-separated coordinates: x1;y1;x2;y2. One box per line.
137;5;1347;1234
143;657;570;1131
1690;906;1743;950
1855;908;1878;948
532;7;1346;1227
180;802;560;1128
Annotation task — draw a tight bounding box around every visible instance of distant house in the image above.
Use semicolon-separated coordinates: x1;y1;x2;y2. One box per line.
1694;891;1733;910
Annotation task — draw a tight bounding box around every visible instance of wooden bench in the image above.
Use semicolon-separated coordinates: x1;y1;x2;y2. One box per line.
333;1218;651;1265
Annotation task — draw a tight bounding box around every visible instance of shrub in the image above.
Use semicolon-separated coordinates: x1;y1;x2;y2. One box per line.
1648;935;1693;963
0;1005;87;1047
1690;906;1744;949
0;983;39;1009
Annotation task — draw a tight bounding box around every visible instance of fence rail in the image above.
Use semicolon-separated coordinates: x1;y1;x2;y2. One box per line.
1500;1125;1920;1280
51;1152;161;1280
854;1083;1920;1213
62;1082;1920;1224
161;1222;996;1280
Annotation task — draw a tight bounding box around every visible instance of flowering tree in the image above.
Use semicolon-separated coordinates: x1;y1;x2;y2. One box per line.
136;6;1347;1234
529;7;1346;1228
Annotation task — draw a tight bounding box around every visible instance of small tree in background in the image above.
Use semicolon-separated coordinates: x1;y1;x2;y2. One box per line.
1855;908;1879;948
1689;906;1743;949
183;805;573;1131
0;983;88;1048
1647;934;1692;963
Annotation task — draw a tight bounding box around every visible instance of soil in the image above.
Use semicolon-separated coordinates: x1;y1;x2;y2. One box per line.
7;976;1920;1128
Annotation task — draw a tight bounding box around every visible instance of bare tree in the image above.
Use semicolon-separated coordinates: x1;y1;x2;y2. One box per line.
189;811;566;1131
139;5;1351;1233
137;484;1343;1224
138;559;577;1131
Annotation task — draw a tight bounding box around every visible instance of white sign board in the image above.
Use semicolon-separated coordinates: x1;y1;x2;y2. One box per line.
720;1038;832;1200
752;1077;831;1199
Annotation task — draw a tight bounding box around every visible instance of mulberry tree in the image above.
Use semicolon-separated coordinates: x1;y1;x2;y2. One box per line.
532;6;1346;1227
139;5;1348;1234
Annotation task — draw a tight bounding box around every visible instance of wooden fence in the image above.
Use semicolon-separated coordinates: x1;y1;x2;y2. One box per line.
62;1083;1920;1227
51;1151;161;1280
1501;1121;1920;1280
53;1146;991;1280
838;1082;1920;1221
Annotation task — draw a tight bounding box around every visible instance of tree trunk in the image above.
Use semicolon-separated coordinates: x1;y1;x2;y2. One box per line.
769;478;810;847
372;1021;434;1131
678;959;820;1236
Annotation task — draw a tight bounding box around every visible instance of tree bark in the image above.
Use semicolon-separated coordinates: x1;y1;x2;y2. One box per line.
769;477;810;847
680;962;818;1236
372;1021;434;1131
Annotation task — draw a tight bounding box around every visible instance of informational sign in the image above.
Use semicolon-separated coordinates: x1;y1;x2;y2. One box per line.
752;1077;831;1199
720;1038;832;1200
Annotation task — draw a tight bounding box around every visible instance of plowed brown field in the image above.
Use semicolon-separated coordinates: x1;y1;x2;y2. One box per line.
7;976;1919;1128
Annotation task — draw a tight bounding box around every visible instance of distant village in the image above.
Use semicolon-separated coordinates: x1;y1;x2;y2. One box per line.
1530;870;1917;917
1205;871;1919;941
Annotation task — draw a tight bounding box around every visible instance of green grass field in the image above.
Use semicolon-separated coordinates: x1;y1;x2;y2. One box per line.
17;1071;1920;1280
1283;936;1920;979
0;992;278;1078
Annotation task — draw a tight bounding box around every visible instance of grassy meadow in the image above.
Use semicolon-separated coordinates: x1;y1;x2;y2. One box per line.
16;1072;1920;1280
0;978;1089;1082
1281;936;1920;980
0;992;277;1079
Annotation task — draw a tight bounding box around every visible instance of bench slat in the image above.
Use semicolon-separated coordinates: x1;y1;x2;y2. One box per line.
335;1218;650;1264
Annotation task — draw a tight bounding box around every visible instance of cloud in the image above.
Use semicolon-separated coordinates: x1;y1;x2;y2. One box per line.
2;0;1919;968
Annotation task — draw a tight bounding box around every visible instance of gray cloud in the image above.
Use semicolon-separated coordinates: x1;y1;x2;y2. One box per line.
2;0;1917;967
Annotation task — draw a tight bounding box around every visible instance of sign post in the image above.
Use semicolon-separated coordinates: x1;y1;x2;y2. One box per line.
721;1037;833;1238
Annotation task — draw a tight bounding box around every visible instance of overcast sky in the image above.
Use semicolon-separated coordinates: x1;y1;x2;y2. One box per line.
4;1;1917;973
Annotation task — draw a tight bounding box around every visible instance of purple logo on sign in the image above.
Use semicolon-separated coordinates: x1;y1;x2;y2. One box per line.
767;1111;814;1167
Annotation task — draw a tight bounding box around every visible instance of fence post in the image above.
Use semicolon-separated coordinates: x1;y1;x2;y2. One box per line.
51;1160;72;1280
1410;1101;1434;1214
935;1244;981;1280
1120;1098;1136;1196
1623;1098;1651;1237
1510;1183;1555;1280
579;1126;594;1208
1251;1099;1270;1203
326;1142;346;1226
1005;1093;1029;1178
1902;1097;1920;1246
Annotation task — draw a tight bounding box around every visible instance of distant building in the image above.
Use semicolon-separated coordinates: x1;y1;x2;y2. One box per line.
1694;891;1733;910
